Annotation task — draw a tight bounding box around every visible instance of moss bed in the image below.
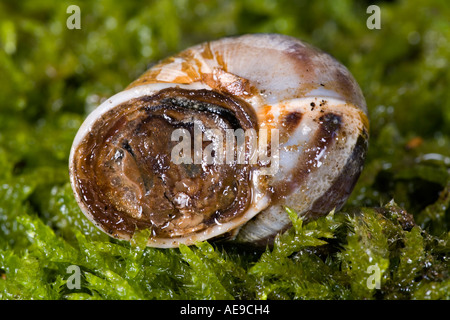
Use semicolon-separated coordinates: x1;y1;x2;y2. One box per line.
0;0;448;300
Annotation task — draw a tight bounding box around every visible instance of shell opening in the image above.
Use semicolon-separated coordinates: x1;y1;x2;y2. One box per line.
70;87;262;244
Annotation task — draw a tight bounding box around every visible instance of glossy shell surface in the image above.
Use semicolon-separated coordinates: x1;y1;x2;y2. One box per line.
69;34;369;248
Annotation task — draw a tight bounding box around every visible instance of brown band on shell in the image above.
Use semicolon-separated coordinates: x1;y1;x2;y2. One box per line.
70;88;259;240
279;111;303;143
270;112;343;204
303;129;369;221
245;129;368;248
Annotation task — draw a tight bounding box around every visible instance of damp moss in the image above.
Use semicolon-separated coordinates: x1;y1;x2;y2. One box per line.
0;0;449;300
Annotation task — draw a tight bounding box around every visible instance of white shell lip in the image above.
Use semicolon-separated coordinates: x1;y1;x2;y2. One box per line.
69;82;271;248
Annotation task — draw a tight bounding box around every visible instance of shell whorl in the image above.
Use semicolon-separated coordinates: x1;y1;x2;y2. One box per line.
69;34;369;248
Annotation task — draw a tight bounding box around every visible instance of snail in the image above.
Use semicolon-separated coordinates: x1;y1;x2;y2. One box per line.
69;33;369;248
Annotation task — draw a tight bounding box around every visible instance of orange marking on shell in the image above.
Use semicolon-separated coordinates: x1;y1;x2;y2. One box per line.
201;68;256;100
200;42;214;60
213;50;228;72
257;105;276;131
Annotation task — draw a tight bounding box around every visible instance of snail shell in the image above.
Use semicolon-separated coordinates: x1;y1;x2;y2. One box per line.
69;33;369;248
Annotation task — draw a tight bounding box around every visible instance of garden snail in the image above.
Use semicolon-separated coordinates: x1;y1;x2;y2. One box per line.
69;33;369;248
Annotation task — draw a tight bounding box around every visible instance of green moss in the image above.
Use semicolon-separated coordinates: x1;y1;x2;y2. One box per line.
0;0;449;300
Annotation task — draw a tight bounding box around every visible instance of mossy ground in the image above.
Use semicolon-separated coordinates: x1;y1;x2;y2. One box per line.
0;0;449;300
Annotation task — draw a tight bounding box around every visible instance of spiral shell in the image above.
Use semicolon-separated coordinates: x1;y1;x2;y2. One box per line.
69;34;369;248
